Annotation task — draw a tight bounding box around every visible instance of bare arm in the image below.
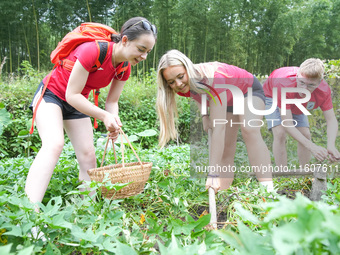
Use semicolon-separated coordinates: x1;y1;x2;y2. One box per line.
280;109;328;161
204;92;227;192
105;78;126;118
65;59;123;132
323;109;340;161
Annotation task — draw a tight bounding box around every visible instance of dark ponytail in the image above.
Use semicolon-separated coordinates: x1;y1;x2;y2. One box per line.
111;33;121;43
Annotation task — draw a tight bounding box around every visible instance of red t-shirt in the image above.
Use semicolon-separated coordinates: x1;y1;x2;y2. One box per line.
263;67;333;114
178;63;254;106
43;41;131;101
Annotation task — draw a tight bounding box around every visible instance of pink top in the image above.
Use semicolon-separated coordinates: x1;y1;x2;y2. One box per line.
178;63;254;106
263;67;333;114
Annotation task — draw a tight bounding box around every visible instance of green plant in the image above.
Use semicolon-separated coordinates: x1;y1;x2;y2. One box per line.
0;103;11;137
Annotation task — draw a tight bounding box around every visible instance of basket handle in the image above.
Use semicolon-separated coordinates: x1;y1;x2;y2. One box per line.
100;128;143;169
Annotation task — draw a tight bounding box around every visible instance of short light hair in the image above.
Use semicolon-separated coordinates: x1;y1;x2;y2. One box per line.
298;58;324;80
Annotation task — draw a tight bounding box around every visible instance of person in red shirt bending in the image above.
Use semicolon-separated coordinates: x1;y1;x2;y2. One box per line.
156;49;273;193
26;17;157;207
263;58;340;167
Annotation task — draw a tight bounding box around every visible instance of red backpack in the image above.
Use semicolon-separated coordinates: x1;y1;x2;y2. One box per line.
30;22;130;134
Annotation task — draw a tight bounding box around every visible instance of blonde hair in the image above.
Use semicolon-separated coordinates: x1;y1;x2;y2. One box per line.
298;58;324;80
156;49;221;148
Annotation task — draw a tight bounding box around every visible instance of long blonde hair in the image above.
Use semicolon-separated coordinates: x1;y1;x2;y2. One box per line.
156;49;221;148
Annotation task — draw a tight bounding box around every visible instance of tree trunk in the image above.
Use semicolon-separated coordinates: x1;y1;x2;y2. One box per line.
32;0;40;71
22;22;32;64
8;24;12;73
86;0;92;22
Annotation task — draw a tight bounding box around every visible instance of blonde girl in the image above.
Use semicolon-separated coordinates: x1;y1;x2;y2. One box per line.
156;49;273;192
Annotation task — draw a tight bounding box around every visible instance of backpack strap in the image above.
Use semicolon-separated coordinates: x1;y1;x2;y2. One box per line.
90;41;109;72
116;61;130;77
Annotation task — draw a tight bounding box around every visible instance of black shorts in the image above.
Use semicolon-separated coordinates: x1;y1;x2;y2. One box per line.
227;75;265;112
30;81;89;120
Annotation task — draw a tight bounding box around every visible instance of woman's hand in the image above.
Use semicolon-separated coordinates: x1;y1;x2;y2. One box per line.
327;146;340;162
108;129;120;142
103;113;122;133
205;175;220;194
310;143;329;161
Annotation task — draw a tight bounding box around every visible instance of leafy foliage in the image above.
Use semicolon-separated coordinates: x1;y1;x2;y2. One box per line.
1;0;340;76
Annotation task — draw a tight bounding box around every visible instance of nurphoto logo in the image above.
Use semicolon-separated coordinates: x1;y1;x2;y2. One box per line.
200;85;311;128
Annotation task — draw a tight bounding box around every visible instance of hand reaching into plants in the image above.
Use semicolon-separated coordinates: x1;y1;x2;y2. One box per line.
205;175;220;194
310;144;329;161
327;146;340;162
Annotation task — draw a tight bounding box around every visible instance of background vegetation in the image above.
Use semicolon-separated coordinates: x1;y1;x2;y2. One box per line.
1;0;340;76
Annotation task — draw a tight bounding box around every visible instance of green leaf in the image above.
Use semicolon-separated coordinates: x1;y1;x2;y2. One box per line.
115;240;138;255
40;196;63;216
194;214;211;231
18;130;29;137
0;108;11;136
103;181;131;192
0;244;14;255
234;202;260;224
4;225;23;237
115;134;138;144
45;242;61;255
272;221;305;255
215;221;274;255
136;129;157;137
17;246;34;255
50;212;73;229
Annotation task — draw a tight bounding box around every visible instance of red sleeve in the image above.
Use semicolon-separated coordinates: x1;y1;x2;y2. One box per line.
73;42;98;72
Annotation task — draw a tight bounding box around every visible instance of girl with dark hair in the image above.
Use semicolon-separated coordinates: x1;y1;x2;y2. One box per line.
26;17;157;207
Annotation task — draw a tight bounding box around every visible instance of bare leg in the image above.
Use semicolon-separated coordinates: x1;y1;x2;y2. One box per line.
296;127;312;166
240;97;272;182
219;113;239;190
25;100;64;205
272;125;288;166
64;118;96;196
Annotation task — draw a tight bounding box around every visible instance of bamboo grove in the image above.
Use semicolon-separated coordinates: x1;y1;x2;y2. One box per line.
0;0;340;76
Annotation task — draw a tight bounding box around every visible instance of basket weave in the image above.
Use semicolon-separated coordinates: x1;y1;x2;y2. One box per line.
87;129;152;199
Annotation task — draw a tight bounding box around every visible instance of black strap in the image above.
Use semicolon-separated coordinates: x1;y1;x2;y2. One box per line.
97;41;109;65
116;61;129;76
92;41;109;69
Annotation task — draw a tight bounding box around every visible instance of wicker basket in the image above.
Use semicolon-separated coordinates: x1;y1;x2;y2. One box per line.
87;129;152;199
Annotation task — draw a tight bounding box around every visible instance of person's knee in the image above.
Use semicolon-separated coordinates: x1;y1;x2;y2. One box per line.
79;146;96;162
241;126;260;141
41;139;64;156
272;126;286;143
